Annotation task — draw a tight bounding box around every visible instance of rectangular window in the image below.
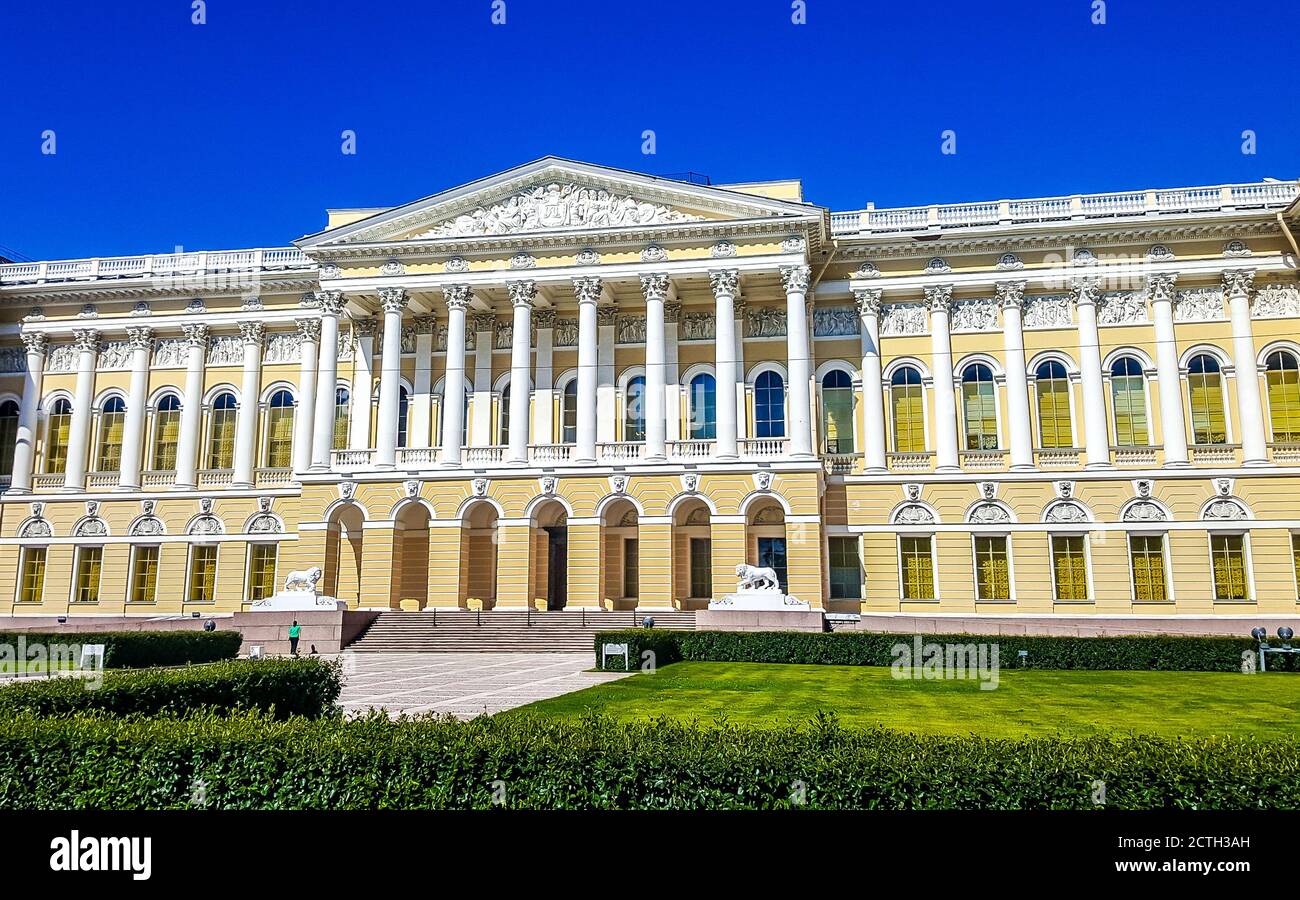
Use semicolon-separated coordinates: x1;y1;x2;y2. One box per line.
622;538;639;599
1293;534;1300;598
757;537;788;593
18;548;46;604
1210;534;1249;601
689;538;712;598
248;544;278;602
74;547;103;603
828;536;863;599
1051;535;1089;601
207;408;237;469
153;408;181;470
891;385;925;453
130;546;160;603
46;412;71;474
266;408;294;468
973;535;1010;601
96;411;125;471
899;535;935;600
188;545;218;603
1112;376;1149;446
1129;534;1168;602
1189;374;1227;445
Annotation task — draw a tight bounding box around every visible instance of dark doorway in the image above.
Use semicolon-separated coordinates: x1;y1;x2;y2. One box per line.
757;537;788;593
545;526;568;609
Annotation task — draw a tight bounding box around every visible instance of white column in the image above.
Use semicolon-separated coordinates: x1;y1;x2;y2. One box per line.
232;322;264;487
409;317;434;449
733;299;748;442
63;329;99;491
171;324;208;489
996;281;1034;470
10;333;47;492
926;287;959;472
292;316;320;475
470;313;495;447
311;291;343;470
710;270;740;459
374;287;407;469
855;289;886;472
640;274;672;461
1148;274;1189;466
781;265;815;458
439;286;470;466
1071;278;1111;468
573;277;602;463
1226;269;1267;464
664;302;682;443
533;310;555;446
118;327;154;490
506;280;535;464
348;318;376;450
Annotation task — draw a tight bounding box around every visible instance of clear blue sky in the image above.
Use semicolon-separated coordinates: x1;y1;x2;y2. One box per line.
1;0;1295;261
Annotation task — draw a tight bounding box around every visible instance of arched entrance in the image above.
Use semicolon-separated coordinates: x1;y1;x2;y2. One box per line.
601;498;639;610
460;501;499;608
393;502;431;609
673;498;713;609
746;499;788;593
529;500;568;609
324;504;364;605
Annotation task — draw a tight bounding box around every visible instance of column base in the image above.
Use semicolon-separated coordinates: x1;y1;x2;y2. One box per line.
643;454;666;464
438;459;462;468
1009;463;1037;472
232;482;253;489
1242;457;1272;467
575;458;597;465
1162;460;1192;468
789;452;817;461
114;484;140;492
1084;462;1113;470
713;454;739;462
864;466;888;474
934;465;961;474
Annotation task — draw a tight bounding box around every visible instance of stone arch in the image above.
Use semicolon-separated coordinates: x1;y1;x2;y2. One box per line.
672;496;713;608
392;500;432;609
323;502;365;605
459;499;500;609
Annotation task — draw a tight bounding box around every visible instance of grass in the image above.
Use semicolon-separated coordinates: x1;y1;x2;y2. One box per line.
512;661;1300;740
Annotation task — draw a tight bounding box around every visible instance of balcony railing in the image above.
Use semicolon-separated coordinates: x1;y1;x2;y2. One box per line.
886;451;934;472
32;473;63;490
1269;442;1300;464
197;468;234;487
823;453;859;474
529;444;572;464
465;446;505;466
0;247;314;285
1112;446;1160;467
667;440;712;460
1190;444;1240;465
958;449;1007;471
331;449;375;469
255;467;292;487
397;447;438;467
85;472;118;490
598;441;646;462
740;438;789;458
141;470;174;488
1035;448;1083;469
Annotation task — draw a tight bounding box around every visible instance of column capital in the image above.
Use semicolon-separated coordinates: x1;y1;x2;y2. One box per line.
1223;268;1256;299
411;315;435;335
1145;272;1179;303
573;275;604;305
924;284;953;314
994;280;1027;310
239;321;265;345
315;290;345;316
853;288;883;317
296;318;321;343
640;273;673;302
442;285;472;311
378;287;409;314
1070;276;1103;307
507;279;538;308
534;309;556;328
779;264;811;294
126;326;154;350
72;329;100;352
21;331;47;357
181;323;209;347
708;269;740;298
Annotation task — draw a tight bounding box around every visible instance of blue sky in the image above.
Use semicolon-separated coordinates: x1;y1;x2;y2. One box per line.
1;0;1295;261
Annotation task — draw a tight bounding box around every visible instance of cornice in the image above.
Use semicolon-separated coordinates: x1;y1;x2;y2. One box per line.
0;272;319;307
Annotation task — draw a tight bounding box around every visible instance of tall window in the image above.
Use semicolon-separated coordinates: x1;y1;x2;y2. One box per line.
499;385;510;446
1110;357;1149;446
1050;535;1089;601
961;364;998;450
188;545;218;603
890;367;925;452
754;370;786;438
561;380;578;443
95;396;126;471
623;539;639;598
624;375;646;442
828;536;862;599
74;547;103;603
18;548;45;604
689;538;712;598
206;392;238;469
0;399;19;476
821;370;855;454
1129;534;1168;602
396;386;410;448
45;398;72;474
248;544;278;603
130;546;160;603
689;373;716;440
973;535;1010;600
1187;354;1227;445
152;394;182;470
1265;350;1300;442
899;535;935;600
1035;361;1074;448
265;390;295;467
333;387;351;450
1293;533;1300;598
1209;534;1249;601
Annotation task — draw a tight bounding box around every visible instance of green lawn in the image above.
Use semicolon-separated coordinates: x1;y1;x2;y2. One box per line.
513;661;1300;740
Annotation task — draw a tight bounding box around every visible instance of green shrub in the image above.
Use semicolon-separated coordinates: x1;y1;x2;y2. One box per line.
593;629;683;671
594;629;1279;672
0;630;241;669
0;658;340;720
0;710;1294;809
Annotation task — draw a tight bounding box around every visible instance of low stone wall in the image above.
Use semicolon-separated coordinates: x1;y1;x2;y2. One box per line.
695;610;825;633
842;613;1299;639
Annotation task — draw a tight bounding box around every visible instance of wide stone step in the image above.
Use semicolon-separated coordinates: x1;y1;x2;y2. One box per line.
347;609;697;653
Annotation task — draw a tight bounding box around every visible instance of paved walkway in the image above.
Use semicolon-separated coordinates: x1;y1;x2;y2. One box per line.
337;651;628;718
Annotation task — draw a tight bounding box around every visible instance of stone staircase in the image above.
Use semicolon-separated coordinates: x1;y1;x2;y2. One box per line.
347;609;698;653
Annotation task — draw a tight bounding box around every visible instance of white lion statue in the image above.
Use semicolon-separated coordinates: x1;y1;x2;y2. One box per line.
736;563;781;592
284;566;323;594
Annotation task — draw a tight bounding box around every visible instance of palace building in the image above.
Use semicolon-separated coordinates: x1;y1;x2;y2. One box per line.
1;157;1299;619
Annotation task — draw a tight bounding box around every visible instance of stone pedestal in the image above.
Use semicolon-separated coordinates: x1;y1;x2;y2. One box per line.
250;592;346;612
709;588;810;611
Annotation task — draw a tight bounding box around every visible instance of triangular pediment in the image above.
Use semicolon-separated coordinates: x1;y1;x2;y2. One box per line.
298;157;819;248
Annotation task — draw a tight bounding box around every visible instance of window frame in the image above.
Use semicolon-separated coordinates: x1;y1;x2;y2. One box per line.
1207;530;1252;603
897;533;938;601
246;543;278;604
1107;356;1152;448
128;545;161;604
752;369;787;439
1126;531;1173;603
827;534;864;600
150;393;183;471
1264;349;1300;443
959;362;1000;451
819;369;856;455
186;543;220;604
1185;352;1231;446
263;389;296;468
72;545;104;604
887;365;927;453
971;532;1013;602
205;391;239;470
17;546;47;604
1048;532;1092;603
1032;360;1076;450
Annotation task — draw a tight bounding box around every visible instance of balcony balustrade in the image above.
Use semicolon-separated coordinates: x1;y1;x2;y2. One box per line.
886;451;934;472
957;449;1007;471
1190;444;1240;466
1269;442;1300;464
1112;446;1160;467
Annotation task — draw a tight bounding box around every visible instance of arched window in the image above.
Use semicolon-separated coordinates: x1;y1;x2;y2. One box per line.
206;392;237;469
333;387;350;450
1035;361;1073;449
889;366;925;453
689;373;717;440
0;400;18;476
95;396;126;470
754;371;786;438
821;370;854;454
561;380;578;443
499;385;511;445
1265;350;1300;442
960;364;998;450
1187;354;1226;445
1110;357;1148;447
396;386;410;448
152;394;182;470
264;390;295;467
624;375;646;442
45;398;72;474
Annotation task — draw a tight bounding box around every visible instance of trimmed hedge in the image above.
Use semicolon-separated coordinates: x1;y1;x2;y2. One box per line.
0;630;241;669
0;658;341;720
594;629;1286;673
0;710;1295;809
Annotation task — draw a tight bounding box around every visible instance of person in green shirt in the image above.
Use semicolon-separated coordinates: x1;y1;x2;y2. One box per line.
288;621;301;657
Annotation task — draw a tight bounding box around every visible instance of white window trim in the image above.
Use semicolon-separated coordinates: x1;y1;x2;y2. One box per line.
126;544;159;604
246;542;279;604
16;546;47;604
1048;532;1093;604
1206;529;1255;603
70;545;104;605
970;531;1015;603
897;532;939;602
1125;531;1175;604
185;542;220;604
